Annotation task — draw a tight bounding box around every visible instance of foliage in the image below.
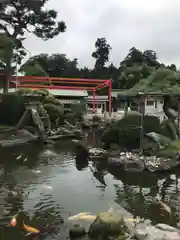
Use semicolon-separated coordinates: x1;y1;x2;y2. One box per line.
17;88;33;95
0;93;25;125
20;62;48;76
20;53;78;77
100;113;161;149
0;0;66;92
0;34;14;70
92;37;112;69
20;46;164;91
130;67;180;93
119;47;160;89
44;103;63;122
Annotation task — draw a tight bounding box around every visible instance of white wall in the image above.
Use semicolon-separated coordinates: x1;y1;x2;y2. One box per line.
144;97;165;121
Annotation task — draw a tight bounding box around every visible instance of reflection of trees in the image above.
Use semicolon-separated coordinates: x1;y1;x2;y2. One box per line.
113;171;180;225
75;155;88;171
1;173;24;217
84;130;101;148
90;161;108;187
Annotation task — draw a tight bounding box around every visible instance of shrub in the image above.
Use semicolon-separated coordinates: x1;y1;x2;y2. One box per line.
100;113;161;149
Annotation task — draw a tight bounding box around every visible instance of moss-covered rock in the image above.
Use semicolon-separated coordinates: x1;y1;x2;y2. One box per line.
69;224;86;239
88;212;124;238
44;95;62;106
101;113;161;149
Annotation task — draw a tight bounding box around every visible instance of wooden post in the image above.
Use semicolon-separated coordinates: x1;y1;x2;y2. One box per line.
139;96;145;155
124;98;128;117
178;99;180;138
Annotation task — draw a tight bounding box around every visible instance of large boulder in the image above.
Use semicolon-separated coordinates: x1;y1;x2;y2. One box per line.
100;113;161;149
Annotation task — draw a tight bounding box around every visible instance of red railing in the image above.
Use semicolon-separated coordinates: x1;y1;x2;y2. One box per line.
11;76;112;116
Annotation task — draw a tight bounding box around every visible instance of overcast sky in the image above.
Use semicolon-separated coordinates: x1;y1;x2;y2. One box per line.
24;0;180;68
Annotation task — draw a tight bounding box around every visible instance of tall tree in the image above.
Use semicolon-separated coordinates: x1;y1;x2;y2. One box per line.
92;37;111;69
119;47;160;89
0;0;66;92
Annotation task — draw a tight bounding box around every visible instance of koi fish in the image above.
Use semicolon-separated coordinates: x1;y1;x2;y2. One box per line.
68;212;92;220
157;196;171;215
23;222;40;234
68;212;140;223
32;170;41;174
16;154;22;160
159;201;171;215
43;185;52;190
9;215;17;227
23;158;28;162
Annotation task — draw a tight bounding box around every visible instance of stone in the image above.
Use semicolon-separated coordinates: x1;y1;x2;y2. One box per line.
88;212;124;238
69;224;86;239
155;223;178;232
123;159;145;172
135;225;180;240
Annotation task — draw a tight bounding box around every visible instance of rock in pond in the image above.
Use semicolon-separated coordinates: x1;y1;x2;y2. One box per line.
144;156;180;172
69;224;86;239
88;212;124;238
89;148;108;161
135;223;180;240
108;151;180;173
108;152;145;172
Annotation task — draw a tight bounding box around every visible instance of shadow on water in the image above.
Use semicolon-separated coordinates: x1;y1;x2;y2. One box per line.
1;133;180;239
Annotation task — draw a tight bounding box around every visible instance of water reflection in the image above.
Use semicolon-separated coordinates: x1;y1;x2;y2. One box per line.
1;138;180;239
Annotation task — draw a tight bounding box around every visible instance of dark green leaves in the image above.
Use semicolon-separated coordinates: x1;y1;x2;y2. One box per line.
92;38;111;68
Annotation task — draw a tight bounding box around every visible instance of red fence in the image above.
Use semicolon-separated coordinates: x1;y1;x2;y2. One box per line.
11;76;112;116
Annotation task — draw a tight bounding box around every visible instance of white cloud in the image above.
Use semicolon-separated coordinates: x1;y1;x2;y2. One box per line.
24;0;180;68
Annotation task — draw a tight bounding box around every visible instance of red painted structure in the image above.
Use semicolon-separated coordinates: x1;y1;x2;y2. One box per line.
11;76;112;116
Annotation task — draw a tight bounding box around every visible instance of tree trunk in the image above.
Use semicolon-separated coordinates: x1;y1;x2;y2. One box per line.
163;96;178;140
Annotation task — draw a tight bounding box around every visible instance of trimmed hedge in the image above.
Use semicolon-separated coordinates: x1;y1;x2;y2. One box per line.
100;113;161;149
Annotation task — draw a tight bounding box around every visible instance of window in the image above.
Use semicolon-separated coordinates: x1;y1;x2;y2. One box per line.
155;100;157;108
146;100;154;106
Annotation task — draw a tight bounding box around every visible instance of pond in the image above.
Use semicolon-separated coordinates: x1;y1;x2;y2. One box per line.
0;131;180;239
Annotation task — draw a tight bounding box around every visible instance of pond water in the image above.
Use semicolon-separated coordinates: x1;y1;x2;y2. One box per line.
0;131;180;239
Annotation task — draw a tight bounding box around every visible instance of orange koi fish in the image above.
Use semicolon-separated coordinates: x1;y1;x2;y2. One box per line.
8;214;18;227
23;222;40;234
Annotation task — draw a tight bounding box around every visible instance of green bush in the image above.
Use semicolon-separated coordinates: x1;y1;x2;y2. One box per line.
44;103;64;122
0;94;25;125
17;88;33;95
34;89;49;96
44;95;62;106
100;113;161;149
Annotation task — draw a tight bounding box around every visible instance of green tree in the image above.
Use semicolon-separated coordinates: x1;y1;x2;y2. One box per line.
119;47;160;89
92;37;112;69
0;0;66;92
130;67;180;140
20;53;79;78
